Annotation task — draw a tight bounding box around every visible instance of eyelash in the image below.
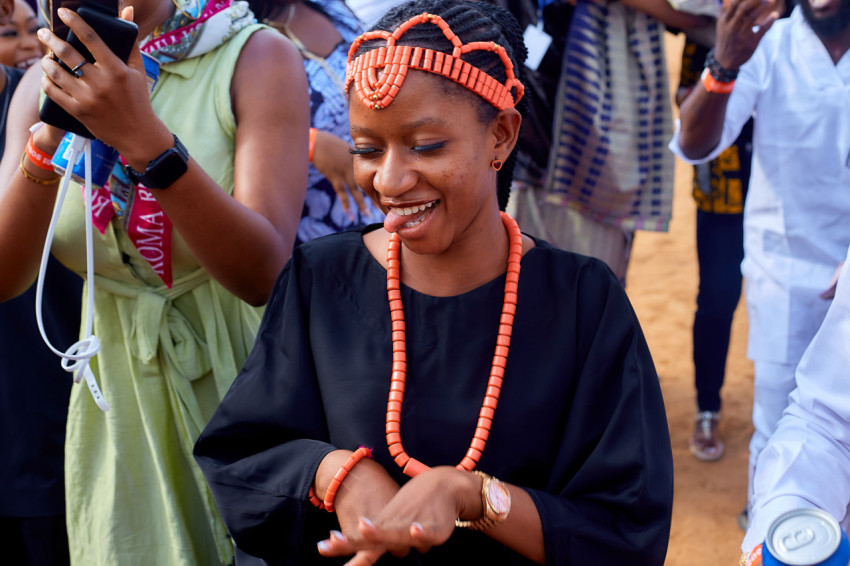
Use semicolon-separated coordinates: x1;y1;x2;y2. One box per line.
348;142;447;156
412;142;446;153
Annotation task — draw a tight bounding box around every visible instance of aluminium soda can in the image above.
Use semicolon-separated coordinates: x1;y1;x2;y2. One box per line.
51;134;120;188
762;508;850;566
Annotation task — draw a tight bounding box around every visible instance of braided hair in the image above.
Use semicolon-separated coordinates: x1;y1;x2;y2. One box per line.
357;0;528;211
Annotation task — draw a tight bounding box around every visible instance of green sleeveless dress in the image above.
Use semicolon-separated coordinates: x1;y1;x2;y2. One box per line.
50;25;266;566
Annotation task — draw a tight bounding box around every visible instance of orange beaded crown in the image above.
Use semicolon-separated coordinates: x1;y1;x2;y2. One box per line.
345;12;525;111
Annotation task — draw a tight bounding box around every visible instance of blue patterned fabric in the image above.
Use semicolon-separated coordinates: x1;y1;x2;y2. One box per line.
297;0;383;245
544;0;673;232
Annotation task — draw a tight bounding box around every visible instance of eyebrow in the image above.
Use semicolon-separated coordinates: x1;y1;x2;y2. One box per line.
350;116;448;137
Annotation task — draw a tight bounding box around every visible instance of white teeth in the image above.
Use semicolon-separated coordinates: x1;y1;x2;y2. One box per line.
402;217;425;228
16;57;40;69
810;0;830;7
389;201;435;217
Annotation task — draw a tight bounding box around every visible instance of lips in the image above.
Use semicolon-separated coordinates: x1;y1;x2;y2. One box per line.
383;200;437;233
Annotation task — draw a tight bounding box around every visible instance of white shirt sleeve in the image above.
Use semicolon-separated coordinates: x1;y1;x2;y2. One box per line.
743;250;850;553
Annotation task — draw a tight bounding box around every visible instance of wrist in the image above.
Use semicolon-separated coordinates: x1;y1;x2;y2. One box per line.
701;68;735;94
454;469;485;521
31;124;65;157
455;470;512;530
705;48;739;83
121;127;176;172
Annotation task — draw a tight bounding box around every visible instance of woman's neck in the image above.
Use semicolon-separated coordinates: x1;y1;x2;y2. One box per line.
366;212;529;298
138;1;177;40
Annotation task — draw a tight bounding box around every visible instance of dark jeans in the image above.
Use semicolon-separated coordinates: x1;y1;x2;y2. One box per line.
693;208;745;413
0;515;70;566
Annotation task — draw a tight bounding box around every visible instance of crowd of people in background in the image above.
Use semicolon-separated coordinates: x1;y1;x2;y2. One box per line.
0;0;848;563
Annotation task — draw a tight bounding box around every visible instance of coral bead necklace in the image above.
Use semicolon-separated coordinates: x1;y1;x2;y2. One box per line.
385;211;523;478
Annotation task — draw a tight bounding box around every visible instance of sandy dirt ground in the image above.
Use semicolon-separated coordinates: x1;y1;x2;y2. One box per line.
623;32;755;566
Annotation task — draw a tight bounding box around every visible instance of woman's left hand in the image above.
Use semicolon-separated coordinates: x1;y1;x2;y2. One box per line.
38;6;171;161
312;129;373;220
317;466;481;565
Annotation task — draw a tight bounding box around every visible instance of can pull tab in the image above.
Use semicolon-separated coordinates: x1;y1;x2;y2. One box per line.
782;528;816;551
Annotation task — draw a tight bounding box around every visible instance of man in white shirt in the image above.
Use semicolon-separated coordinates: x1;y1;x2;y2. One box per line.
741;248;850;557
669;0;850;532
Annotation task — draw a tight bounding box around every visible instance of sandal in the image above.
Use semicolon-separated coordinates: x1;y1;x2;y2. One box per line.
689;410;724;462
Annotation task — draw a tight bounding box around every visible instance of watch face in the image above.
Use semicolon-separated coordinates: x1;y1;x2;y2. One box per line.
486;481;511;516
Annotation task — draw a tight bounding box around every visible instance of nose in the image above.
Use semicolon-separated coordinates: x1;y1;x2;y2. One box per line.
371;148;417;200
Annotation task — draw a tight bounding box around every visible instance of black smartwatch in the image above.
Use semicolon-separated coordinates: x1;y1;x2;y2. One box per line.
126;134;189;189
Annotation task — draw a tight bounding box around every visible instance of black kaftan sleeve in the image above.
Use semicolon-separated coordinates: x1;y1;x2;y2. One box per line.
193;250;336;562
528;259;673;565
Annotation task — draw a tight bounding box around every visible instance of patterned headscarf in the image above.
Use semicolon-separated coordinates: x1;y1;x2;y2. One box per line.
141;0;255;64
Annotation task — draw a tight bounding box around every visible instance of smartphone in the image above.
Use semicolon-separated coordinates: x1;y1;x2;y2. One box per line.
48;0;118;45
39;0;139;138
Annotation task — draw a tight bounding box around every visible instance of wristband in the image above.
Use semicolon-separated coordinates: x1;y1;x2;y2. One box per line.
320;446;373;513
308;127;317;163
741;543;763;566
25;133;56;171
20;154;60;185
701;68;735;94
308;486;327;510
704;48;739;82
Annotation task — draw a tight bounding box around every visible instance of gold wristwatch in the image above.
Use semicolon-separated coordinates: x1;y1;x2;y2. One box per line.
455;470;512;530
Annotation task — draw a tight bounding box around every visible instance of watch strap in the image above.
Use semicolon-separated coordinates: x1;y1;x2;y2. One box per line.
454;470;511;531
126;134;189;189
701;68;735;94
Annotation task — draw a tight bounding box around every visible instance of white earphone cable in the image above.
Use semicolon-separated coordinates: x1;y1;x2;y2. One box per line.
35;132;109;412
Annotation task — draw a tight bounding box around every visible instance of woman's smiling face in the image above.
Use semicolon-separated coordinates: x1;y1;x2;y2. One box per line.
0;0;42;69
349;70;505;256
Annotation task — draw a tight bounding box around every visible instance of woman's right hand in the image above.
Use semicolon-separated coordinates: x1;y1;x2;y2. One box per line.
713;0;783;71
37;6;173;165
313;450;400;563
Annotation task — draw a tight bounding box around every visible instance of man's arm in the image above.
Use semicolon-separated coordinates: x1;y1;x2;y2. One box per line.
677;0;781;159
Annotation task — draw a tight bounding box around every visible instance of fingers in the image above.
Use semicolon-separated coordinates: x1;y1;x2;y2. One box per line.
331;178;354;219
347;175;371;217
118;6;146;73
37;27;87;76
753;9;779;34
317;516;436;559
721;0;769;25
57;7;136;71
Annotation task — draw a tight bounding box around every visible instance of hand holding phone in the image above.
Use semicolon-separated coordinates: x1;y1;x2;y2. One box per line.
39;0;139;138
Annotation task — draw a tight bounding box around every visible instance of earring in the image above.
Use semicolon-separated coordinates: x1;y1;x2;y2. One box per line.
491;159;503;171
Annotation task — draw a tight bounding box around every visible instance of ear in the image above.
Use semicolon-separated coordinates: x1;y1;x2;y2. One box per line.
489;108;522;162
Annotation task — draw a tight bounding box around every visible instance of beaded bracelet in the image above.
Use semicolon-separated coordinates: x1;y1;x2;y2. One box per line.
20;154;60;185
312;446;373;513
25;133;56;171
308;127;317;163
704;48;739;83
701;68;735;94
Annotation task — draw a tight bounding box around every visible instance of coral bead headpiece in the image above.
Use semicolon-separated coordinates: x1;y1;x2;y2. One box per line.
345;13;525;111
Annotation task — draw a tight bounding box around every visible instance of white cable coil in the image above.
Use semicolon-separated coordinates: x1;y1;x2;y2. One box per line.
35;130;109;412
